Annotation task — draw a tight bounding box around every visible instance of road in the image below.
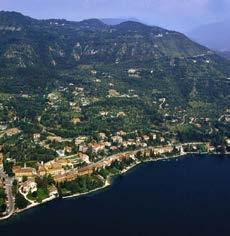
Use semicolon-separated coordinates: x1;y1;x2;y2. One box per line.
159;98;166;109
218;115;225;122
181;115;187;125
0;169;14;219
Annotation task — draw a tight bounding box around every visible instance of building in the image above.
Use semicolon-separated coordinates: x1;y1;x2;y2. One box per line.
152;134;157;140
38;158;73;176
56;150;65;157
153;146;173;155
128;69;137;74
91;143;105;153
75;136;88;145
0;178;3;187
47;135;63;143
33;133;41;142
143;135;150;142
98;133;107;140
116;131;127;136
21;180;37;194
226;138;230;146
0;153;3;169
64;146;72;154
38;165;47;176
77;167;94;176
111;136;123;144
79;144;89;153
13;166;37;178
78;153;90;164
54;171;78;183
117;112;126;118
71;117;81;125
48;185;58;197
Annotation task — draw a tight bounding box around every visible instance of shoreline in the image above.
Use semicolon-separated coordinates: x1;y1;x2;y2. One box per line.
1;152;229;221
63;154;184;200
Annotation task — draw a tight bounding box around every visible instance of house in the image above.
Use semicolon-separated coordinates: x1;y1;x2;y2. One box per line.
44;164;65;176
38;165;47;176
47;135;63;143
100;111;109;116
53;174;66;183
56;150;65;157
153;146;173;155
91;143;105;153
75;136;88;145
111;136;123;144
128;69;137;74
41;158;73;176
104;142;112;147
91;70;97;75
98;133;107;140
53;158;73;168
33;133;41;142
0;178;3;187
0;122;8;131
226;138;230;146
225;115;230;122
75;87;84;92
108;89;120;97
143;135;150;142
79;144;89;153
21;180;37;194
54;171;77;183
0;153;3;169
47;92;59;102
160;137;165;143
141;143;148;148
78;153;90;164
48;185;58;197
77;167;94;176
13;166;37;178
0;128;21;138
71;117;81;125
110;146;118;151
116;131;127;136
64;146;72;154
117;112;126;118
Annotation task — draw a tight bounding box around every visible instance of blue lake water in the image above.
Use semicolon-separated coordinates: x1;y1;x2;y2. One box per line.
1;155;230;236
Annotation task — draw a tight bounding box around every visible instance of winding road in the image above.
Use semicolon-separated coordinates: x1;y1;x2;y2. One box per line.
0;169;14;220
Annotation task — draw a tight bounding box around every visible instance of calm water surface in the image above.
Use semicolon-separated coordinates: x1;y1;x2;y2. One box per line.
1;155;230;236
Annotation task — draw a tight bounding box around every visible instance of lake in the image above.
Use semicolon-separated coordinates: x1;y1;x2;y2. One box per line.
1;155;230;236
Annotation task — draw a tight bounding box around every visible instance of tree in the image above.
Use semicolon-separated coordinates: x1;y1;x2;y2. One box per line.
15;193;29;209
22;176;28;182
0;198;7;213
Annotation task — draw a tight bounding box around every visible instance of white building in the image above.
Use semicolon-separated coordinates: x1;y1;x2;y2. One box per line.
22;180;37;194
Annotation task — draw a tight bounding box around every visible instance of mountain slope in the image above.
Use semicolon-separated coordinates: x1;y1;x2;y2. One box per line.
0;12;229;163
0;11;229;106
0;11;209;69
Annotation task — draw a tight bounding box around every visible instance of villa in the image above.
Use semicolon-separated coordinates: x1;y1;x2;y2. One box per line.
13;166;37;178
21;180;37;194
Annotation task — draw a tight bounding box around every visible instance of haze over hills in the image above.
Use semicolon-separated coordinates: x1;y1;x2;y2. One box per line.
100;18;141;25
187;19;230;52
218;51;230;60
